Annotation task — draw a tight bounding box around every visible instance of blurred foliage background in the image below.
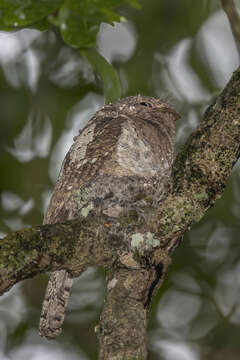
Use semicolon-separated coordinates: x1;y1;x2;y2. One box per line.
1;0;240;359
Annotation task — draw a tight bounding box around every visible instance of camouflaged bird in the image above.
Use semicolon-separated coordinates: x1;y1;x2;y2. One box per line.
39;95;179;339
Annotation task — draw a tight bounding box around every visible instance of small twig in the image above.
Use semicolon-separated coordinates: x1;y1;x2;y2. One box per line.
221;0;240;60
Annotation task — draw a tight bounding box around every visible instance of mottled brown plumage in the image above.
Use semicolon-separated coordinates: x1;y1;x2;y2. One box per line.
39;95;178;339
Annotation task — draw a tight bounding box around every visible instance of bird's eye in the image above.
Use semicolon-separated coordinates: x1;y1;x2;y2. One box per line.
140;102;152;107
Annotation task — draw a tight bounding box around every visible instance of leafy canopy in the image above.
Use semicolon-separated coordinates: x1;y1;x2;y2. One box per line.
0;0;140;102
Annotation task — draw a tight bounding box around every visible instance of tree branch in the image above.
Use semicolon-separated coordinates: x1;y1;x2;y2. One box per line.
0;217;120;295
160;66;240;246
0;67;240;359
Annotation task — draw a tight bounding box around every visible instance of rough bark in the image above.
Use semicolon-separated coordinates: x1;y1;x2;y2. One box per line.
0;67;240;359
0;217;119;296
97;261;171;360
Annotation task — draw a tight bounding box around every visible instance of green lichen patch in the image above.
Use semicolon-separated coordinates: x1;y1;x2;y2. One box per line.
131;233;144;248
72;186;94;216
193;192;209;200
145;232;160;248
131;232;160;251
81;202;94;217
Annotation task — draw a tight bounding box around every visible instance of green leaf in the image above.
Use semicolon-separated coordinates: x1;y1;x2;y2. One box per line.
0;0;137;101
0;0;140;45
58;0;125;49
0;0;63;28
28;17;52;31
58;0;140;49
58;3;100;48
82;48;122;103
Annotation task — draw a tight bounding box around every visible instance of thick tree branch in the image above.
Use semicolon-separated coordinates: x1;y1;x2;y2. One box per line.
98;268;149;359
0;67;240;359
154;66;240;250
97;262;170;359
0;217;120;295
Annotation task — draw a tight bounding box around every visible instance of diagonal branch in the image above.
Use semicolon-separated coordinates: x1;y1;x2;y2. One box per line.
160;66;240;245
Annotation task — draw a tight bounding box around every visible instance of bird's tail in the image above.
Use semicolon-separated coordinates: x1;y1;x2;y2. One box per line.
39;270;73;339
